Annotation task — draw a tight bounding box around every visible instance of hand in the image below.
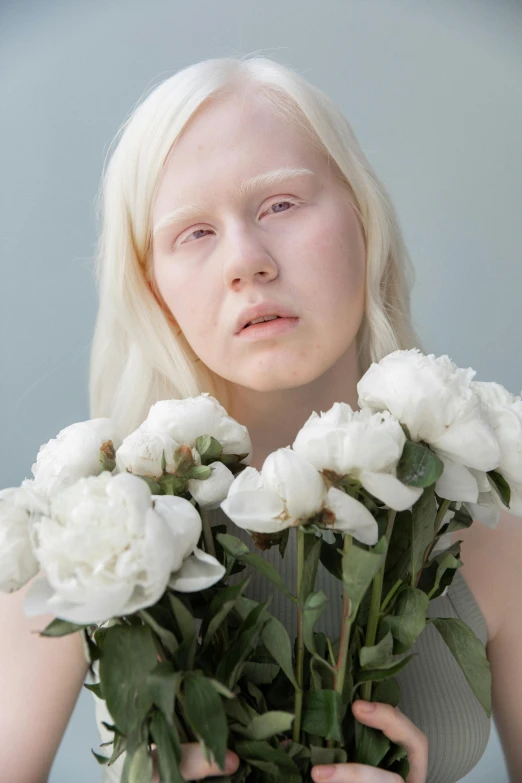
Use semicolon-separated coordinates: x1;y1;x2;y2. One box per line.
311;700;428;783
151;742;240;782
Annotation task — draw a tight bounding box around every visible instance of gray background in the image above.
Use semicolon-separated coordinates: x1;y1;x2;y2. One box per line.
1;0;520;780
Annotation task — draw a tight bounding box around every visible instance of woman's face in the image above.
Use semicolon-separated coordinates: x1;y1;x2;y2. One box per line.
151;91;366;392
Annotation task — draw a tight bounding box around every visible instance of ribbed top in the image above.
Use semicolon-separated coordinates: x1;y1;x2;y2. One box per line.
93;507;490;783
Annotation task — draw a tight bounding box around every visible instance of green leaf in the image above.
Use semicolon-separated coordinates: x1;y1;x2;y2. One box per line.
303;590;328;655
235;740;299;773
487;470;511;507
431;617;492;716
241;711;294;740
342;536;387;616
203;578;250;646
149;709;184;783
127;742;153;783
84;681;104;699
91;750;110;765
372;677;401;708
145;662;183;726
187;465;212;480
355;654;416;684
360;631;394;669
233;595;298;689
302;690;345;741
261;615;299;689
183;672;228;770
441;504;473;533
299;533;322;605
139;610;179;655
217;600;269;689
168;593;196;643
40;618;88;637
410;486;437;581
355;722;390;766
319;535;343;580
396;440;444;487
217;534;295;599
99;625;158;735
381;587;429;653
310;746;347;765
139;475;162;494
195;434;223;461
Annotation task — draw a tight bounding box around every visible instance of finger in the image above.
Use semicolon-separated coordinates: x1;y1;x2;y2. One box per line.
179;742;239;780
352;701;428;782
311;762;404;781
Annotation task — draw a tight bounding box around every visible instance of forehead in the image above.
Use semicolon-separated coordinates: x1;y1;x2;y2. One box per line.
152;92;327;211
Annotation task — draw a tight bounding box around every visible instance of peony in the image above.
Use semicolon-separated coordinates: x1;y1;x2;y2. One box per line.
221;447;379;545
23;472;224;624
357;349;500;473
115;424;181;479
187;461;235;509
30;418;122;497
292;403;423;513
144;394;252;462
0;484;47;592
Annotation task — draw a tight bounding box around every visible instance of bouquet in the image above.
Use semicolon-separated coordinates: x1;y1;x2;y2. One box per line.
1;349;520;782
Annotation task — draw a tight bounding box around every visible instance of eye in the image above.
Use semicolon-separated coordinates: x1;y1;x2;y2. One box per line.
176;199;298;247
265;199;296;215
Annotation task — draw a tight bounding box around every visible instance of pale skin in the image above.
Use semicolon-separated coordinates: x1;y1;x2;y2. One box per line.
1;87;519;783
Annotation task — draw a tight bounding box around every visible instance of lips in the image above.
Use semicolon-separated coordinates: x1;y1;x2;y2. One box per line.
234;302;297;334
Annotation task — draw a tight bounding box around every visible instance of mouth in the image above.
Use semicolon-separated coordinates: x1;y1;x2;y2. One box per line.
236;315;300;341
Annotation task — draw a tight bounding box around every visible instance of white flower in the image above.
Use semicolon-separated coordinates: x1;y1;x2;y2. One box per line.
144;394;252;462
30;418;122;497
187;461;235;509
23;472;224;624
115;424;180;479
292;403;423;513
221;446;379;545
357;349;500;473
0;485;45;592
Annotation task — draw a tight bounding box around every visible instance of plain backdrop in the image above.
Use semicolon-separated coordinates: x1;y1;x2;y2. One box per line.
1;1;520;781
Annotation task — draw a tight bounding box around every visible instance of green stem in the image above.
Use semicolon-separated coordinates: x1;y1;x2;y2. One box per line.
362;509;397;702
199;508;216;558
380;578;402;614
293;526;305;743
334;535;354;699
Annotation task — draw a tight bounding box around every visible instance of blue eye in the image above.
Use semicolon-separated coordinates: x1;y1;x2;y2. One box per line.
178;200;296;246
268;200;294;214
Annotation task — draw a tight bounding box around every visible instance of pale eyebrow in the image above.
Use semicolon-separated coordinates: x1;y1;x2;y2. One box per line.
152;167;315;236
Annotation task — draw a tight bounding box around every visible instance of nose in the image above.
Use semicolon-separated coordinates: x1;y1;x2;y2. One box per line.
222;224;279;291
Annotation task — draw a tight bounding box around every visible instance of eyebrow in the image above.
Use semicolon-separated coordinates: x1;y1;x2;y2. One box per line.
152;167;315;236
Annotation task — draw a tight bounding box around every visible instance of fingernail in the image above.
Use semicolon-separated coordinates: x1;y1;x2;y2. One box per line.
313;765;336;780
225;750;239;773
355;699;377;713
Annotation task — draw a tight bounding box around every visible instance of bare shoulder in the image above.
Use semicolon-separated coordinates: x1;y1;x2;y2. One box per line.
451;508;522;641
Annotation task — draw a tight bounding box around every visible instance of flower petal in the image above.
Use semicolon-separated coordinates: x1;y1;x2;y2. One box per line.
168;548;225;592
325;487;379;545
435;454;479;502
187;462;235;508
221;489;287;533
359;470;423;511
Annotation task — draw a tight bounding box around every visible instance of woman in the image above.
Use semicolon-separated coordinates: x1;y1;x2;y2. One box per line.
1;56;520;783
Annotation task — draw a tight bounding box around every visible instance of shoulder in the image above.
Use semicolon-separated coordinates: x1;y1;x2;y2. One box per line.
451;508;522;642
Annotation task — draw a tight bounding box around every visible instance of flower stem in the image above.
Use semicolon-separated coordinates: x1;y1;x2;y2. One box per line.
293;526;305;743
334;535;353;699
361;509;397;702
380;578;402;614
200;507;216;558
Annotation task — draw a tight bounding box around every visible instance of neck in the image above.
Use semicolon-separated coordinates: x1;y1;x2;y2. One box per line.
226;342;362;471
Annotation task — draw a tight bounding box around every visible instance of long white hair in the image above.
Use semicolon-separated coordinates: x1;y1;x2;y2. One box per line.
89;55;424;437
